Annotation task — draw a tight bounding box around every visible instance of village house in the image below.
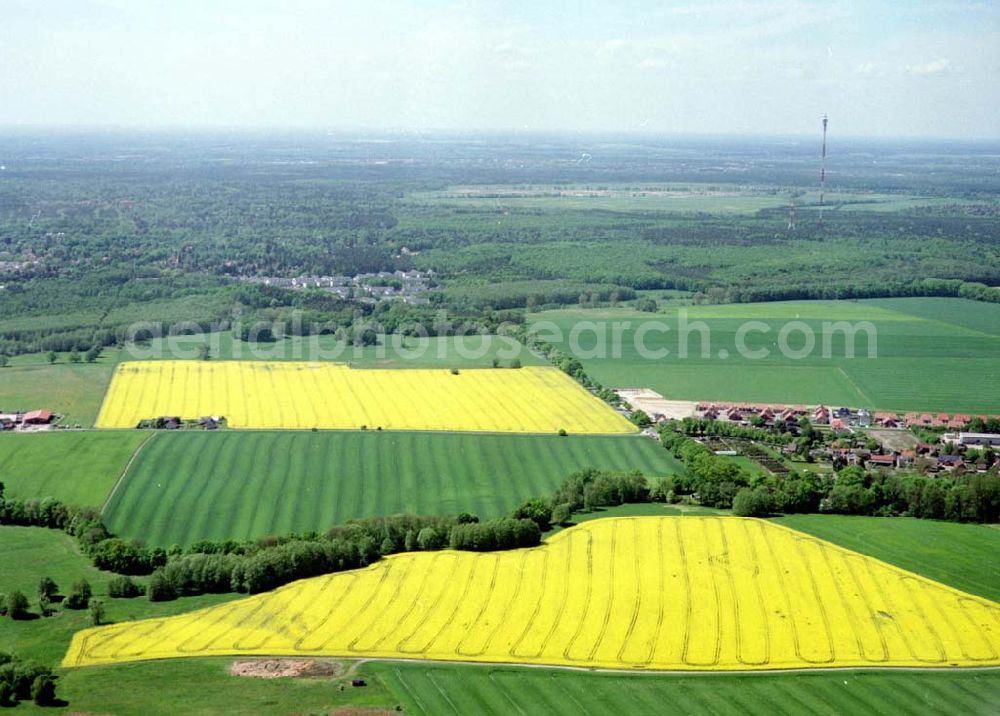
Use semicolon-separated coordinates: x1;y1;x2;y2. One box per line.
937;454;965;471
866;454;897;469
874;412;900;428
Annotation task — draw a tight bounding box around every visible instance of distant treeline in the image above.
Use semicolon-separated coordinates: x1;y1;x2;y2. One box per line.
441;280;638;310
691;278;1000;306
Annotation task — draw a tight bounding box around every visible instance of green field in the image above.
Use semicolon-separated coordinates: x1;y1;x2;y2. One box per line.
0;352;122;427
6;298;997;424
407;183;986;215
0;432;147;506
530;298;1000;412
375;663;1000;716
41;659;399;716
772;514;1000;602
136;331;545;368
104;431;682;547
0;527;239;665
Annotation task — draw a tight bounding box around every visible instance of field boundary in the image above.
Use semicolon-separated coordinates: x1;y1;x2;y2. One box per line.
91;359;121;429
101;431;157;514
363;656;1000;677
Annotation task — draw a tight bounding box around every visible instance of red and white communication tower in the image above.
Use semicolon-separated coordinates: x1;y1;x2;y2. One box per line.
819;114;828;226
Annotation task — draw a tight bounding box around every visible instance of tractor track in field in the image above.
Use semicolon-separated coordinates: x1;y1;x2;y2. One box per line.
100;431;156;514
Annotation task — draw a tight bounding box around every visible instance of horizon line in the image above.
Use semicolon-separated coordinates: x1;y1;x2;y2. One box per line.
0;124;997;144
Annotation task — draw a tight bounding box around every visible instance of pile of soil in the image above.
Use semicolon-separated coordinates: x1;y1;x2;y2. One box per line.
229;659;344;679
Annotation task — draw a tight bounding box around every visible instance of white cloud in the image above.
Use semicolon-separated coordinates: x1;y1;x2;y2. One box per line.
905;58;952;76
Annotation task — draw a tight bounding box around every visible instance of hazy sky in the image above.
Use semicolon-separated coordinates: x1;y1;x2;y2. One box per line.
2;0;998;137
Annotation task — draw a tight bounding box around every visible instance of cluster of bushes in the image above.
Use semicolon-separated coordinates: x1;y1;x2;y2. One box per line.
629;410;652;428
448;518;540;551
548;469;654;518
509;468;671;531
659;431;752;508
1;577;98;622
0;653;57;707
956;281;1000;304
818;467;1000;522
89;538;166;575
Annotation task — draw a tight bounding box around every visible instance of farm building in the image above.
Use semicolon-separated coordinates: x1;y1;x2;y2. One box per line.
23;409;53;425
866;454;897;468
943;432;1000;447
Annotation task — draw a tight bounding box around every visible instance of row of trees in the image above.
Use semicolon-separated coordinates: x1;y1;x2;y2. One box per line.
1;483;545;605
673;417;796;444
0;489;166;576
517;332;622;407
147;513;541;600
689;278;1000;307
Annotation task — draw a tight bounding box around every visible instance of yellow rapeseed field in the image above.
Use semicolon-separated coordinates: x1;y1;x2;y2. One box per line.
64;517;1000;670
95;361;635;433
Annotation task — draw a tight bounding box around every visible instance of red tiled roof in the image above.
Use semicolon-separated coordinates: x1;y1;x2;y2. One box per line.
23;409;52;423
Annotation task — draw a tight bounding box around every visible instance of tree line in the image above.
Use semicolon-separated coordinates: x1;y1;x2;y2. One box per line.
0;485;540;603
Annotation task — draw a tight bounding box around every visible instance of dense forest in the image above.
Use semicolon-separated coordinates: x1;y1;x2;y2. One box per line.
1;131;998;356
